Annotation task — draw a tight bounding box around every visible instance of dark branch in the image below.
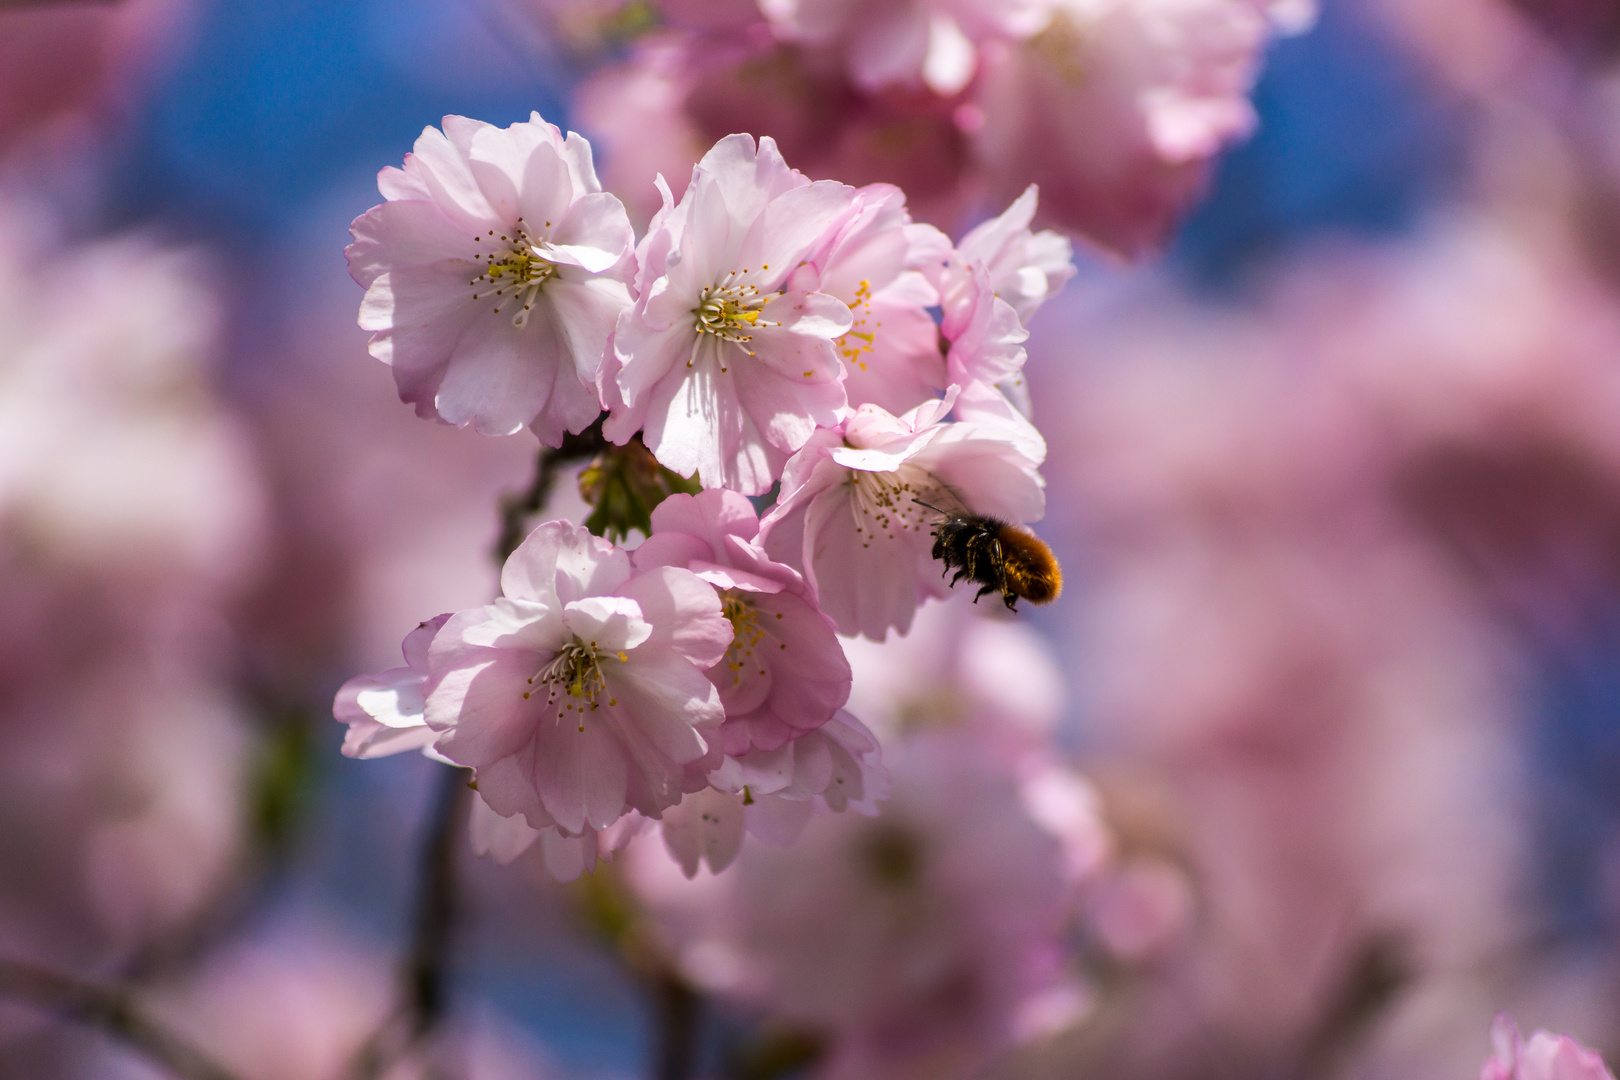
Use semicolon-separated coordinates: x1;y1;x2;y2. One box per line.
493;415;608;562
652;970;702;1080
0;956;242;1080
349;759;473;1080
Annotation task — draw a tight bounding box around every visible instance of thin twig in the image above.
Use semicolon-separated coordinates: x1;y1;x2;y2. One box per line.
0;956;242;1080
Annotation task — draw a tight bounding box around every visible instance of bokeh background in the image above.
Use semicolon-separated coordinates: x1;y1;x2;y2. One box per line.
5;0;1620;1078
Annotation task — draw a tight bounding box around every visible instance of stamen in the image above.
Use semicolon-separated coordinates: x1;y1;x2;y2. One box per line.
847;464;945;548
720;591;771;687
521;639;623;730
470;221;559;328
693;271;781;366
838;280;878;371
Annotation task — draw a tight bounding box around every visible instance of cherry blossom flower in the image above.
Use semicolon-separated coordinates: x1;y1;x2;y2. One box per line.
1483;1015;1617;1080
760;396;1046;639
973;0;1315;256
760;0;1061;95
664;709;891;876
604;133;859;495
955;184;1075;326
425;521;732;834
810;183;952;414
468;794;652;881
938;250;1046;452
333;614;451;762
347;113;635;444
633;489;851;755
625;726;1091;1078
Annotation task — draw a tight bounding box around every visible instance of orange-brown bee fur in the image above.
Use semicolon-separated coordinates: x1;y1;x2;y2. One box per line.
924;508;1062;611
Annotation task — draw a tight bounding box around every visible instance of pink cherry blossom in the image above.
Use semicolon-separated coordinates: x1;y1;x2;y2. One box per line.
625;726;1088;1079
468;794;651;881
760;0;1061;95
333;614;451;761
604;133;859;494
664;709;891;876
954;184;1075;326
633;489;851;755
347;113;635;444
425;521;732;835
841;589;1068;745
811;183;952;414
760;396;1046;639
1483;1015;1617;1080
937;245;1047;453
972;0;1314;256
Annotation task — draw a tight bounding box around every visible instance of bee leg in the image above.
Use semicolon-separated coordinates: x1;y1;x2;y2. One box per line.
974;584;996;604
1002;591;1019;612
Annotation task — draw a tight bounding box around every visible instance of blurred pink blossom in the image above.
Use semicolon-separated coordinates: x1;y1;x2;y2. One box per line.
627;725;1100;1079
1482;1015;1617;1080
973;0;1314;255
760;0;1061;94
0;214;261;972
0;0;191;150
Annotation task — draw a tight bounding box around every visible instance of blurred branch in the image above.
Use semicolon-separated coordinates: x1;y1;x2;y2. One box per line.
653;970;702;1080
493;415;608;562
0;956;241;1080
571;865;711;1080
1295;934;1411;1080
349;765;472;1080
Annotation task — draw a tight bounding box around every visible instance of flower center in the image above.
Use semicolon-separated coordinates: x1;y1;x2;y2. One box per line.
847;463;945;547
720;591;774;687
470;219;559;329
692;271;780;368
523;638;628;732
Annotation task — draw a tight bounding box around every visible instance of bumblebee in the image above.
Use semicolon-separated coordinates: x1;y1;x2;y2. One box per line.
920;502;1062;611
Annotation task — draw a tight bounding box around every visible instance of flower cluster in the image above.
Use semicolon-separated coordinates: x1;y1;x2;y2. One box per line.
339;112;1071;876
567;0;1314;255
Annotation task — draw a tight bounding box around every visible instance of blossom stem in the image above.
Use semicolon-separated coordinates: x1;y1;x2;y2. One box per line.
0;955;242;1080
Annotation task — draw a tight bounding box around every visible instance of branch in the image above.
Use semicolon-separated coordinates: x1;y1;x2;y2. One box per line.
349;765;472;1080
652;970;702;1080
493;416;608;562
0;956;242;1080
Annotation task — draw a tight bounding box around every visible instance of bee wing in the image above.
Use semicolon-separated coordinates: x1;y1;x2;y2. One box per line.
910;482;973;521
